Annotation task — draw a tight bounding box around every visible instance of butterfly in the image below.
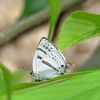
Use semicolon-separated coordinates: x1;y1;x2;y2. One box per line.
30;37;73;82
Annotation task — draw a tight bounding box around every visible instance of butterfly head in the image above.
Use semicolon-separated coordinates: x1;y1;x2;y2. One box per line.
59;62;74;74
58;64;67;75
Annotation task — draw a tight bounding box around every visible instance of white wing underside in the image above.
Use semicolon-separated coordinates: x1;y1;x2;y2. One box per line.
33;37;67;80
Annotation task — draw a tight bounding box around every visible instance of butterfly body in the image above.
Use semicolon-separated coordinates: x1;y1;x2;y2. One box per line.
32;37;68;81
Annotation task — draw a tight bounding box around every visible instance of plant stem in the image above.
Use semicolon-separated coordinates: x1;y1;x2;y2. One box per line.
0;0;86;46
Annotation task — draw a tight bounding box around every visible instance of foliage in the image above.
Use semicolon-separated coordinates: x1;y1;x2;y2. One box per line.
0;63;28;100
1;0;100;100
1;63;100;100
0;63;12;100
19;0;48;19
48;0;61;41
11;70;100;100
58;11;100;51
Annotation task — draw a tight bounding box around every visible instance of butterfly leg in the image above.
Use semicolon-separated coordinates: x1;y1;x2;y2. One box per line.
31;72;43;82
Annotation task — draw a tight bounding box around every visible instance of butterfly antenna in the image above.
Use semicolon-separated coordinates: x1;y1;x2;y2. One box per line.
18;67;30;70
67;63;74;66
18;67;33;75
66;63;74;72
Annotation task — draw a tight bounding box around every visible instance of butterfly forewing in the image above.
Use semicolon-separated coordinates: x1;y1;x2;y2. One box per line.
33;37;67;81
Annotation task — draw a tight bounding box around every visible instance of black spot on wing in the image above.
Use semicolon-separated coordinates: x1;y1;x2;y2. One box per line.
37;55;42;59
42;60;59;72
37;48;46;54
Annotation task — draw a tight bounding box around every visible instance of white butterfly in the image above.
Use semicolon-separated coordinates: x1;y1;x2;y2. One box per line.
31;37;73;81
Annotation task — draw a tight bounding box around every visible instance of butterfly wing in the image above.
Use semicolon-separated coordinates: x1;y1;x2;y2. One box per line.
33;37;67;81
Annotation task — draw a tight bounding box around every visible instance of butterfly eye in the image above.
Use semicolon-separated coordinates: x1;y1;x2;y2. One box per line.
61;65;64;67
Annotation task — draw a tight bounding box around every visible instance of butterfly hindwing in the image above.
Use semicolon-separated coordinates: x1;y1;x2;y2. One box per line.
33;37;67;81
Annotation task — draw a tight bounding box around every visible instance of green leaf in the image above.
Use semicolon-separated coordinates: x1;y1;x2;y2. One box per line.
20;0;61;40
20;0;48;19
58;11;100;51
0;62;12;100
11;69;100;100
48;0;61;41
78;67;100;72
12;70;92;93
12;70;28;85
0;73;6;93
